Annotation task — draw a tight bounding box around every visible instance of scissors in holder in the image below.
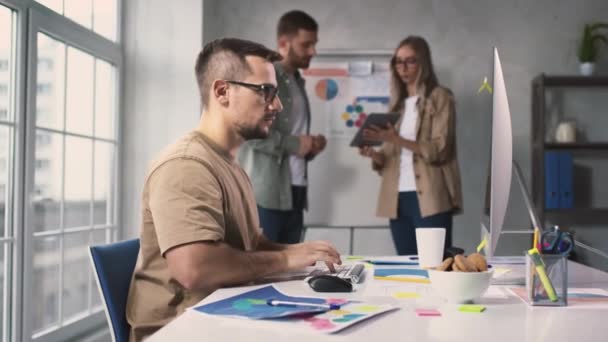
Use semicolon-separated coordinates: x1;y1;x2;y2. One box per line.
541;226;574;255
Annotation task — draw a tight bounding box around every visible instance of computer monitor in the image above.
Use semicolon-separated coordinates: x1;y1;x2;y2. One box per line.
481;47;513;258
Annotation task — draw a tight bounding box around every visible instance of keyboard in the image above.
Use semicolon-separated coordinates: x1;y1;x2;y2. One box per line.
308;263;365;283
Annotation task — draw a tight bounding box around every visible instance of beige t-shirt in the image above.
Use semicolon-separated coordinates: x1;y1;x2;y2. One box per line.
126;131;262;341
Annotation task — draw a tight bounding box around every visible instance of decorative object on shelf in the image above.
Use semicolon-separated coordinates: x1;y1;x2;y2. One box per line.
578;22;608;76
555;120;577;143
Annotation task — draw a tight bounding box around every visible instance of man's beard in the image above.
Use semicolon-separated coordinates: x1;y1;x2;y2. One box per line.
236;117;273;140
288;46;311;69
239;126;268;140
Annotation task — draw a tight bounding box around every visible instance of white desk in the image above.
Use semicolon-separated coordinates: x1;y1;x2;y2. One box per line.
148;258;608;341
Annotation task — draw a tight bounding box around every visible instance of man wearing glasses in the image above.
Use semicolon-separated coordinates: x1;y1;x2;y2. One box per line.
126;38;341;341
239;10;326;244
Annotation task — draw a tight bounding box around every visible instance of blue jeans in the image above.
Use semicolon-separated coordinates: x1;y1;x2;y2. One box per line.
258;186;306;244
389;191;453;255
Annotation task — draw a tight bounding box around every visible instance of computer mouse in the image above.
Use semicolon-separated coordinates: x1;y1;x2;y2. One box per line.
307;275;353;292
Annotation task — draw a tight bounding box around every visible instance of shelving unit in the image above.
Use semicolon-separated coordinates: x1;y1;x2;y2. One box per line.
531;74;608;225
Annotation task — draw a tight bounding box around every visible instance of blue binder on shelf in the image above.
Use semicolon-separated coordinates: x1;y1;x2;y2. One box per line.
544;152;560;209
558;152;573;209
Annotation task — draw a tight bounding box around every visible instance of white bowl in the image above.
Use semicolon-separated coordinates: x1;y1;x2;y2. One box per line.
427;269;494;304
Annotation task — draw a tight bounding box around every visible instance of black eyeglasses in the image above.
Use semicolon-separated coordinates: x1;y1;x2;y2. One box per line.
225;80;279;104
392;57;418;67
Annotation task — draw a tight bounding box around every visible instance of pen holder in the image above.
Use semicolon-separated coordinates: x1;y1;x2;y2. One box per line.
525;253;568;306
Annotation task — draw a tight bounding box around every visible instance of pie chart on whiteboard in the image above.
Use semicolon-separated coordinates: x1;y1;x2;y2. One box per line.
315;79;339;101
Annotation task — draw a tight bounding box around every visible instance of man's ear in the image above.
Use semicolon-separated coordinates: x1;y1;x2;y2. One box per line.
212;79;229;106
277;35;290;54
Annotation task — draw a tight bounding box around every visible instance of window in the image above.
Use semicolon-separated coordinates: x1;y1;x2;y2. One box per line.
33;184;46;197
0;1;122;341
36;0;118;41
29;28;120;339
38;58;54;71
35;158;50;170
0;4;14;342
36;131;51;145
36;83;52;94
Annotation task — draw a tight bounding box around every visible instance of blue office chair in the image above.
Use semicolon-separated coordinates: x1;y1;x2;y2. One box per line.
89;238;140;342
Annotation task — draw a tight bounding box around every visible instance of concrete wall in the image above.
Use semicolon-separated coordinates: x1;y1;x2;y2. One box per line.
122;0;203;238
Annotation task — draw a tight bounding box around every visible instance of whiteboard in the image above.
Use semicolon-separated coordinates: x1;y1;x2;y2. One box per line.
303;50;393;226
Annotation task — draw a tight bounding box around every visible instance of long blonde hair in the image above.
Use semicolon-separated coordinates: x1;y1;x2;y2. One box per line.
389;36;438;113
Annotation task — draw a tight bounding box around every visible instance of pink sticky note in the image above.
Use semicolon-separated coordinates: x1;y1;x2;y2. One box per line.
415;308;441;317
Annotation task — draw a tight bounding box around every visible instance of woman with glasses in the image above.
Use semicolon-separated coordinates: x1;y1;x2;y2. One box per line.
359;36;463;255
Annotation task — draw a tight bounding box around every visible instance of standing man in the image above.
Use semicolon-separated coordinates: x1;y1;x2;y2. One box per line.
126;38;340;341
238;10;326;244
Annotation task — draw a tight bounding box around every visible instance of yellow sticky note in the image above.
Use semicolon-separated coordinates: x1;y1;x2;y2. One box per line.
459;304;486;313
477;77;493;94
351;305;380;312
477;238;488;253
328;309;350;316
392;292;420;299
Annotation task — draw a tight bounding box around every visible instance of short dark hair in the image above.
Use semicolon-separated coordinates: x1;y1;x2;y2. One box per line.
277;10;318;37
195;38;282;108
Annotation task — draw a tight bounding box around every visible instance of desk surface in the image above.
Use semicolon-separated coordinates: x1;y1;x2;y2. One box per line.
148;258;608;342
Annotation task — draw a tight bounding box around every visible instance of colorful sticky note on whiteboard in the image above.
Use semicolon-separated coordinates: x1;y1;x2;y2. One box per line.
415;308;441;317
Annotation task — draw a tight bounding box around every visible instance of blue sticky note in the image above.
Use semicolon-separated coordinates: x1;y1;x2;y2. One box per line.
364;260;419;266
374;269;428;278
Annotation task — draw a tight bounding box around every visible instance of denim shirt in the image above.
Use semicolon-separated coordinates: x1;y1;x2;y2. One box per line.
237;62;311;210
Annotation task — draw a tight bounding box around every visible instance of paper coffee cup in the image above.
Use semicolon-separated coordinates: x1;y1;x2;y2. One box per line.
415;228;446;268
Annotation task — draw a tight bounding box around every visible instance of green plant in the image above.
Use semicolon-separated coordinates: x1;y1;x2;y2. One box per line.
578;22;608;62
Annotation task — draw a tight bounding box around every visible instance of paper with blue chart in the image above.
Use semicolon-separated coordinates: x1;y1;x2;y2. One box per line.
192;285;397;333
303;61;390;139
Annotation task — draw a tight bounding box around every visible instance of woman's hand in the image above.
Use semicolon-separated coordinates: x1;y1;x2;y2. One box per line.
359;146;375;158
359;146;385;166
363;123;399;144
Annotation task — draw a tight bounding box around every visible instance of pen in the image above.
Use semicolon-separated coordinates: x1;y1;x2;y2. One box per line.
266;299;341;310
528;248;558;302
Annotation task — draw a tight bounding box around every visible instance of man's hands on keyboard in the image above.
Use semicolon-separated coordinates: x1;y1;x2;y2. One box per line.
282;240;342;272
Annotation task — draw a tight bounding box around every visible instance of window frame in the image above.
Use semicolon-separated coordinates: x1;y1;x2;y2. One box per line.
25;5;122;342
0;2;28;342
0;0;123;341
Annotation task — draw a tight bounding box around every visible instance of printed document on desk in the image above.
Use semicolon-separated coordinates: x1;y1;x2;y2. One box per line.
192;285;397;333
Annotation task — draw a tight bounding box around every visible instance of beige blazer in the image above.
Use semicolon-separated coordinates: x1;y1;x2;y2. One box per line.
373;86;463;218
